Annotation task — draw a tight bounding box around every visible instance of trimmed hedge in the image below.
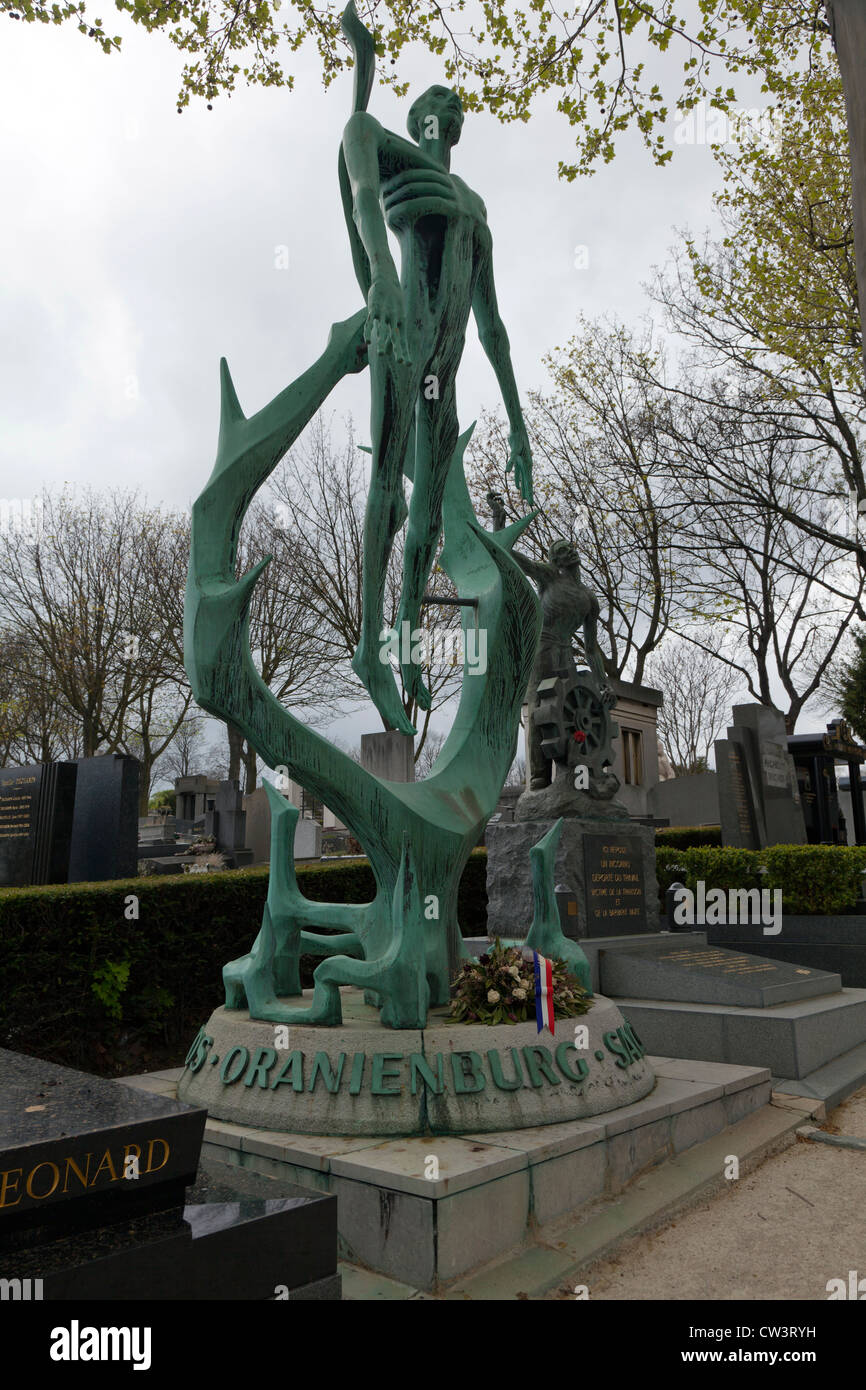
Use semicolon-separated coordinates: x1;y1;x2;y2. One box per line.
655;844;866;915
655;825;722;849
7;840;865;1074
0;851;488;1075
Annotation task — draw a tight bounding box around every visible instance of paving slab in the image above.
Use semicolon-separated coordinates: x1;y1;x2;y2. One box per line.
329;1134;529;1198
652;1057;771;1096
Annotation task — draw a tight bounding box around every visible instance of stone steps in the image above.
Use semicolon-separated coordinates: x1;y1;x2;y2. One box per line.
614;989;866;1079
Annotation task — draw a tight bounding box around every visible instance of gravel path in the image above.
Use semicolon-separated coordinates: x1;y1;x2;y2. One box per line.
548;1089;866;1300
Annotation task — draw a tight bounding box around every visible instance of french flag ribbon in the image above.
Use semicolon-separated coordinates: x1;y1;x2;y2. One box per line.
533;951;555;1035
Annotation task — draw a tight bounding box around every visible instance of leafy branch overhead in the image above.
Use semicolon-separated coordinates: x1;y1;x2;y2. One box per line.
1;0;836;175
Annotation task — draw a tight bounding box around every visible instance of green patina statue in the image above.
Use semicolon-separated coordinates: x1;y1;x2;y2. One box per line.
183;1;590;1030
338;3;534;735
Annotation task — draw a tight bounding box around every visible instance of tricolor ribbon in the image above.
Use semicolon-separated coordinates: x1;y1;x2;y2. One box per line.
533;951;555;1035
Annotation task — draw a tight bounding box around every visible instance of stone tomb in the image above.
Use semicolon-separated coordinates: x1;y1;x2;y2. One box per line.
204;779;254;868
486;818;659;939
0;1049;340;1299
0;762;78;887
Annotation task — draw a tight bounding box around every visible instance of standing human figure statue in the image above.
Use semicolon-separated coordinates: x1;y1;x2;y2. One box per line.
488;491;616;791
339;2;534;736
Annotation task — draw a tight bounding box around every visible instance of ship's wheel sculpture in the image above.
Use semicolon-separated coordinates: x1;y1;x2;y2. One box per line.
534;671;618;780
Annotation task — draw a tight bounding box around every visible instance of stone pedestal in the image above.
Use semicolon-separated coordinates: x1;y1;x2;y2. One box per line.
177;990;655;1136
486;818;659;939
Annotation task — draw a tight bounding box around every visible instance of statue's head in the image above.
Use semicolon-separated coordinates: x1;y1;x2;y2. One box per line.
408;85;464;151
548;538;580;571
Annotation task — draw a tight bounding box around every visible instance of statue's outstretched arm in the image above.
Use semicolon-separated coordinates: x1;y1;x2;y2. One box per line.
487;491;548;583
513;551;553;586
472;243;533;503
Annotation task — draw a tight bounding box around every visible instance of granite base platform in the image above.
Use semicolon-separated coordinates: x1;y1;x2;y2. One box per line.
176;1057;771;1290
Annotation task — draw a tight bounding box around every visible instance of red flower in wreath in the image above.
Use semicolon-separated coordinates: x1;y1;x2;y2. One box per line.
573;730;586;744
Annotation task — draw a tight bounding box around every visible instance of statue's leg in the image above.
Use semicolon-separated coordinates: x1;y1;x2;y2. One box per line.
351;350;420;735
397;377;459;708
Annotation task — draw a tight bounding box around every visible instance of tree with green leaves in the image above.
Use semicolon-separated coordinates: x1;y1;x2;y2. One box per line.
0;1;840;175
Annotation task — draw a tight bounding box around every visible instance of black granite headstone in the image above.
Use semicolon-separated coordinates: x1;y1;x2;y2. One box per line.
67;754;140;882
582;833;649;935
0;762;77;887
0;1050;340;1300
0;1049;205;1245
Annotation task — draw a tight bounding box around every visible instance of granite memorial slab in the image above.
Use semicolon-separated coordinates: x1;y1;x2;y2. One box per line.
0;1052;340;1299
715;705;807;849
0;762;78;887
598;940;842;1008
0;1048;206;1244
706;914;866;988
2;1155;341;1300
731;704;806;845
583;832;649;935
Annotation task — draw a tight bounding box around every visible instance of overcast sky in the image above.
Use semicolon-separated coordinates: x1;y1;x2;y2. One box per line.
0;15;751;759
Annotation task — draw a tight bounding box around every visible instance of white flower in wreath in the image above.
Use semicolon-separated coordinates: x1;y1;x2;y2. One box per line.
487;990;500;1004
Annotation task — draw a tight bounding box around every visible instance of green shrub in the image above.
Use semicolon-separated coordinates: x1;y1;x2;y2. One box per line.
655;826;722;849
0;850;488;1075
654;844;866;915
149;789;176;813
761;845;866;915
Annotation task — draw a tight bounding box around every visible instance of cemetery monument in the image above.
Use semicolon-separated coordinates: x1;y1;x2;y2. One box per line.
178;0;655;1135
484;498;660;939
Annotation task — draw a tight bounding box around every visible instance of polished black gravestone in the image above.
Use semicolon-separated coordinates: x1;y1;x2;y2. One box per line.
0;1050;340;1299
68;753;140;882
598;940;841;1008
0;1048;205;1246
0;762;78;887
